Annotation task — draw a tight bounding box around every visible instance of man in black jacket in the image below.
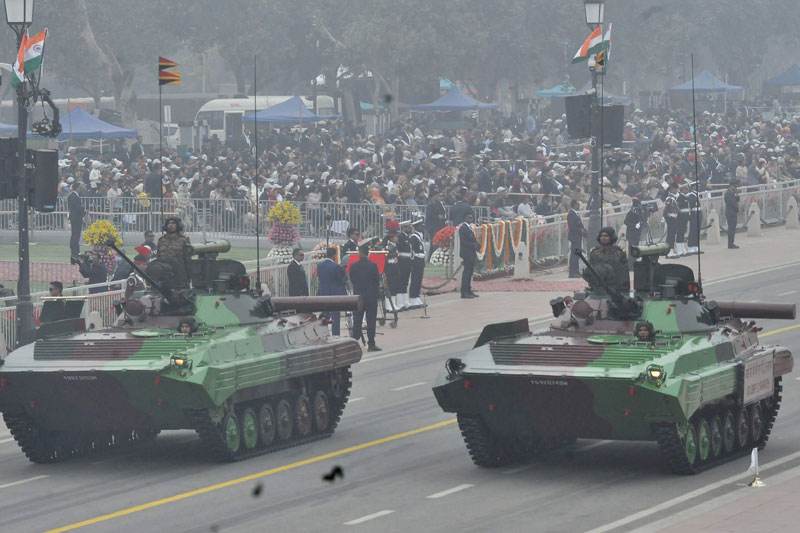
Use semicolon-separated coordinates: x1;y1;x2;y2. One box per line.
724;181;740;249
287;248;309;296
349;244;381;351
459;210;479;298
67;182;85;259
78;252;108;294
425;190;447;259
567;199;586;278
449;188;472;227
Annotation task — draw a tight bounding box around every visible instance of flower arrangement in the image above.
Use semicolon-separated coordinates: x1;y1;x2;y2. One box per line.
267;201;302;225
265;244;294;263
267;223;300;245
84;219;123;247
429;247;453;267
433;226;456;247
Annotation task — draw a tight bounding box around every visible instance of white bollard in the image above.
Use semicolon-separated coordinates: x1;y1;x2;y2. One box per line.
747;203;762;237
513;242;532;279
705;210;721;245
786;197;800;229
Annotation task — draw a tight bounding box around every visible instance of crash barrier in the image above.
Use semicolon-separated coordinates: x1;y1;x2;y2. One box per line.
1;258;322;352
0;197;492;242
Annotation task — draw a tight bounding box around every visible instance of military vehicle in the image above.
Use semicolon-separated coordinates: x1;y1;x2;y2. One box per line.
0;240;363;463
433;243;794;474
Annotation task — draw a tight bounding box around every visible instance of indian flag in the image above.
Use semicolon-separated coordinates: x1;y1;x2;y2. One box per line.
11;29;47;87
572;26;603;63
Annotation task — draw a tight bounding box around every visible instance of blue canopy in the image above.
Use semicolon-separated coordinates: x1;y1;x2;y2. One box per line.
669;70;742;94
411;86;499;111
0;122;16;134
52;107;138;140
765;65;800;87
243;96;341;124
535;81;577;98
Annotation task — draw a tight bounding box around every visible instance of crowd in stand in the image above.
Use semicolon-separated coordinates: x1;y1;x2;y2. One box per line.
54;102;800;240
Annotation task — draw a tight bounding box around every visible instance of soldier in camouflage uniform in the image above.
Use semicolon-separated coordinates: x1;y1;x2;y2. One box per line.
589;227;627;266
157;217;192;288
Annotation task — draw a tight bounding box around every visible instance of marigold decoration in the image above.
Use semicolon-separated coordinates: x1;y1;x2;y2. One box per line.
267;201;302;225
84;219;123;247
433;226;456;247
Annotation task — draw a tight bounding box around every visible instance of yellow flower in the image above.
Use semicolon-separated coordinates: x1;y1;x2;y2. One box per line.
267;201;302;224
84;219;123;247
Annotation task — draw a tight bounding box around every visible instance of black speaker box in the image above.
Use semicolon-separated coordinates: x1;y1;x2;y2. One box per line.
0;138;18;200
564;95;592;139
31;149;59;212
593;104;625;148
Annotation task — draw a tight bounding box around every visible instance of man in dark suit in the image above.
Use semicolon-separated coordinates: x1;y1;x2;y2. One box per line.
317;247;347;336
145;161;162;198
349;244;381;351
724;180;740;249
425;190;447;259
341;227;360;257
459;210;479;299
567;199;586;278
67;182;85;259
287;248;309;296
129;135;147;161
449;188;472;227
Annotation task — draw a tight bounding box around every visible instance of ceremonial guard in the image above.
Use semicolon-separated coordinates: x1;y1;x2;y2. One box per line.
674;182;691;257
686;184;700;255
395;220;413;311
663;182;680;258
408;217;427;309
382;221;401;311
589;227;627;267
156;217;192;288
724;180;740;249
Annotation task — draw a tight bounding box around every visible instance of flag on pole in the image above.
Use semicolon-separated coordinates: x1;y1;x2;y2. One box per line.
158;56;179;70
11;29;47;87
572;26;603;63
595;23;612;67
159;70;181;86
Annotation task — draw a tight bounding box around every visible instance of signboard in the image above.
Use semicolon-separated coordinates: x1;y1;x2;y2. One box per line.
743;353;774;404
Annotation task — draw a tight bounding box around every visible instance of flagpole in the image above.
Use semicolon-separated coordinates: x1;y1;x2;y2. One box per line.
159;79;164;225
254;54;261;294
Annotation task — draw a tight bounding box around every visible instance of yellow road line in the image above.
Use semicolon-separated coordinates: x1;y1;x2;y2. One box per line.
760;323;800;338
45;418;457;533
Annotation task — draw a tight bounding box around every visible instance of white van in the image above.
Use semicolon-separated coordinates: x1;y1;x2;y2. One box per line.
194;95;336;143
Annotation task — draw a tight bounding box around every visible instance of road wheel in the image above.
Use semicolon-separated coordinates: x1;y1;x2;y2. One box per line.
295;394;312;437
736;409;749;449
221;412;241;456
709;415;723;459
276;399;293;441
750;404;764;443
722;410;736;454
697;418;711;463
313;391;331;433
258;402;276;447
240;408;259;450
684;424;698;467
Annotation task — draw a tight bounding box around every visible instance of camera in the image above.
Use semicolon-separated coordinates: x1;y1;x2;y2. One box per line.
70;252;90;265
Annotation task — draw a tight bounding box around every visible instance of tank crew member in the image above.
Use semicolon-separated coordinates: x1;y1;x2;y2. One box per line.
635;321;655;343
686;184;700;255
663;182;680;258
567;199;586;278
589;227;627;266
341;227;360;257
459;210;479;299
177;317;197;336
157;217;192;287
288;248;309;296
317;247;348;336
674;182;691;257
349;244;382;352
395;220;413;311
724;180;740;249
408;217;427;309
382;221;401;310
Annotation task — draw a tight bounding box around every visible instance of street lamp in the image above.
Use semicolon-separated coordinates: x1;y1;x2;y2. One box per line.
584;0;605;244
5;0;35;347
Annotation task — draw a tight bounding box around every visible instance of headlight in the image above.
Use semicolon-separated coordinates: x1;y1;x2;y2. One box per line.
646;364;665;383
171;355;191;369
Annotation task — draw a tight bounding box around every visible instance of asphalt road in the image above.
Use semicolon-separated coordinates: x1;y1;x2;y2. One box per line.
1;265;799;533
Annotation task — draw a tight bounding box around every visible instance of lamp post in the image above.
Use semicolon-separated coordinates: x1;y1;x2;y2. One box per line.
584;0;604;242
5;0;35;347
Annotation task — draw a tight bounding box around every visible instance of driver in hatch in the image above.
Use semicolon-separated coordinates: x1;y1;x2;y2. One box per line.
635;321;656;343
178;318;197;336
589;227;627;267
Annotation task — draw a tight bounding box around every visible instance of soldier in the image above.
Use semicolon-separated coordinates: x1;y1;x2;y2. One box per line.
674;182;691;257
589;227;627;266
663;182;680;258
395;220;413;311
408;217;427;309
686;183;700;255
724;180;740;249
382;221;401;311
156;217;192;288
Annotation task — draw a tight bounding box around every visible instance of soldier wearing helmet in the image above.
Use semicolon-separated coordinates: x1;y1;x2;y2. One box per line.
589;227;627;266
157;217;192;288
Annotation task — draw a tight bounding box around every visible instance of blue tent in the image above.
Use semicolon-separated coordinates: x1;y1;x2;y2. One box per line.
243;96;341;124
669;70;742;94
535;81;576;98
765;65;800;87
52;107;138;140
0;122;16;134
411;86;499;111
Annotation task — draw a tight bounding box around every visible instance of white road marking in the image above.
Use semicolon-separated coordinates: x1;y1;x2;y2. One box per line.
503;464;536;475
348;397;365;402
0;437;14;444
795;376;800;380
344;510;395;525
0;475;48;490
426;483;474;499
576;440;613;452
586;448;800;533
703;260;800;286
750;299;761;303
391;382;427;392
778;290;798;296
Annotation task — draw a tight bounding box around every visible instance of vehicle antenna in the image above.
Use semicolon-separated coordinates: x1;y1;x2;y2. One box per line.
690;54;702;291
254;54;262;295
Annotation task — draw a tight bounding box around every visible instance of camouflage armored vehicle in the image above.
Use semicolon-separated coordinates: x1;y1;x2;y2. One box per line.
0;240;363;463
433;243;794;474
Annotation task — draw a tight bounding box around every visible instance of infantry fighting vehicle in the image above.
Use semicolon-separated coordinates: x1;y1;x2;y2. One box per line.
433;244;794;474
0;240;362;463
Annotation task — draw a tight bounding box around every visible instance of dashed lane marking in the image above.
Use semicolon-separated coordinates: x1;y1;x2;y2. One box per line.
0;437;14;444
778;290;797;296
348;397;365;402
391;382;427;392
0;475;48;490
426;484;474;499
577;440;613;452
344;510;395;525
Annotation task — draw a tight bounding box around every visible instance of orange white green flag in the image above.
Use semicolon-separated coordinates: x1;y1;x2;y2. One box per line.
572;26;603;64
11;29;47;87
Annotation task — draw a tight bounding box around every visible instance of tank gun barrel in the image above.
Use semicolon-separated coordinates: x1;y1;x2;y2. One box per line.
189;240;231;256
715;301;796;320
271;296;363;313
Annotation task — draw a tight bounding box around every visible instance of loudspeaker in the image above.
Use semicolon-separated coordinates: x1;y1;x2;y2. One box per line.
564;95;592;139
0;138;18;200
31;149;59;212
593;104;625;148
